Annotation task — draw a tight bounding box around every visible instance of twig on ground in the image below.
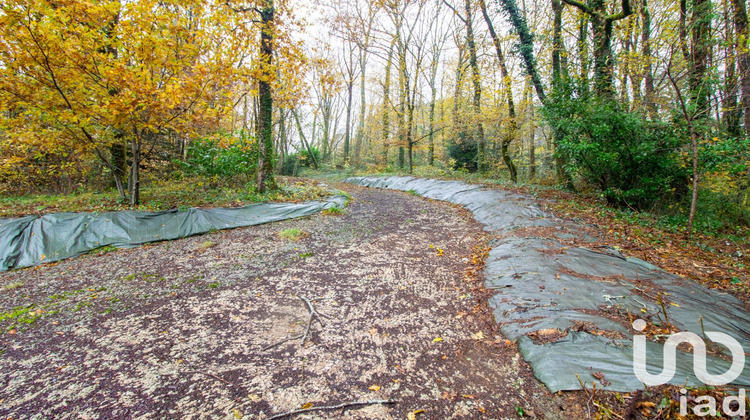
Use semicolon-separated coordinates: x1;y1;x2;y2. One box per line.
266;399;396;420
263;334;304;351
297;295;326;346
262;295;328;351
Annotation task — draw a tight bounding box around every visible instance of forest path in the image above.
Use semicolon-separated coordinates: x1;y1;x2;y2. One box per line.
0;185;583;419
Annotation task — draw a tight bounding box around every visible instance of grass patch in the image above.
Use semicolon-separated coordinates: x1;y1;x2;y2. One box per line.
279;228;308;241
0;176;338;218
0;305;45;330
198;240;217;250
0;282;23;293
322;206;344;216
184;274;204;283
121;272;164;282
406;189;421;197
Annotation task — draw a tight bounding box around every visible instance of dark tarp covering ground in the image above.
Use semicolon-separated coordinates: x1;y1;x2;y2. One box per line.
0;196;347;272
345;176;750;393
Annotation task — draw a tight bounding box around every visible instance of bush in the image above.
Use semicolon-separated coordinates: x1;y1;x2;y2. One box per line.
181;132;257;179
545;97;687;210
447;140;478;172
281;147;320;176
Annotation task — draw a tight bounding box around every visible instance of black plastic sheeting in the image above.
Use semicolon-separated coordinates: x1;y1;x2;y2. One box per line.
0;196;347;272
346;176;750;392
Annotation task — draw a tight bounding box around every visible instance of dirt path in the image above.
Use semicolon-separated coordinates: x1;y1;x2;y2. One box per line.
0;185;581;419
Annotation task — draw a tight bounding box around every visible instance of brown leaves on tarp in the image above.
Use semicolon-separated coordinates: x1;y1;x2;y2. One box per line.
570;321;626;340
592;371;611;387
534;189;750;306
526;328;568;344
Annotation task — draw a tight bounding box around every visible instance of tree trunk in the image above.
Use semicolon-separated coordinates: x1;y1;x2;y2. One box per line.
344;81;353;164
527;88;537;179
620;17;633;107
354;49;368;167
427;60;439;166
562;0;632;99
578;11;590;94
724;1;741;137
110;142;127;200
592;16;615;97
292;110;318;170
397;50;406;170
552;0;564;88
464;0;486;172
452;41;467;161
679;0;691;62
427;83;437;166
407;103;415;173
733;0;750;135
480;0;517;180
382;39;395;166
551;0;569;182
689;0;712;119
498;0;547;103
641;0;658;119
256;1;277;193
129;136;140;206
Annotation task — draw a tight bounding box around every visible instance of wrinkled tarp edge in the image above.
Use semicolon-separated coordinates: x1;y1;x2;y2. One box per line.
0;195;348;272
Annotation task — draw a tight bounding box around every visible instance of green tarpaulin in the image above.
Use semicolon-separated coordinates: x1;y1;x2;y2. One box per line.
0;196;347;272
346;176;750;393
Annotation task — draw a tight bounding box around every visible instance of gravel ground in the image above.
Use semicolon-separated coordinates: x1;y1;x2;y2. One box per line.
0;185;585;419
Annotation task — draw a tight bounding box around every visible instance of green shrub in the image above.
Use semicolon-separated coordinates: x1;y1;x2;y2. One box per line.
446;140;478;172
181;132;257;179
545;97;687;210
281;147;320;176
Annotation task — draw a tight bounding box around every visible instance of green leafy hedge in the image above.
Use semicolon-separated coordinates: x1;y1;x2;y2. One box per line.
180;132;257;179
545;97;687;210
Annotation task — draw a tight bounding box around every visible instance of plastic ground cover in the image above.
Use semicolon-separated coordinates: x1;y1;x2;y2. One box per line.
0;196;347;272
345;176;750;392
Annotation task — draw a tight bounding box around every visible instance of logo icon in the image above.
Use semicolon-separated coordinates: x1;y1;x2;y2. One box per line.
632;319;745;387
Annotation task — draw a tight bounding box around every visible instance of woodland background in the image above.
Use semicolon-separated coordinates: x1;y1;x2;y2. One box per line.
1;0;749;237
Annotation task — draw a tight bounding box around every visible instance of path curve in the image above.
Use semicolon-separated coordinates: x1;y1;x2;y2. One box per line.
0;185;580;419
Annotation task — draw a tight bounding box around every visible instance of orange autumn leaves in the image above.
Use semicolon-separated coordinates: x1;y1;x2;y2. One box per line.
0;0;306;193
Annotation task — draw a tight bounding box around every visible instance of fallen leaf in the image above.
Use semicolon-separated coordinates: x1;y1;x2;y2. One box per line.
432;337;443;342
407;409;425;420
368;385;381;391
462;394;478;399
441;390;458;399
536;328;560;336
301;402;313;409
232;408;243;419
471;331;484;340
